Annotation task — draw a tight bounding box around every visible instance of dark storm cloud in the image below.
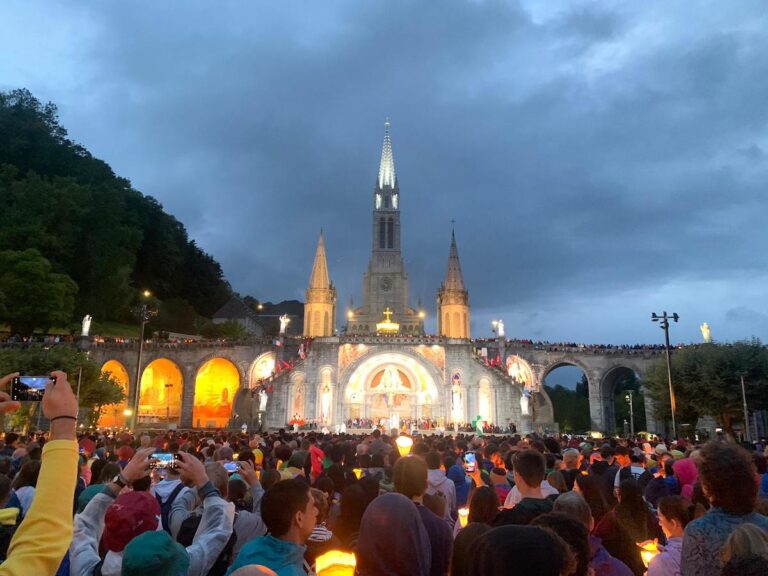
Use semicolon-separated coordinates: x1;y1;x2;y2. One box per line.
2;0;768;343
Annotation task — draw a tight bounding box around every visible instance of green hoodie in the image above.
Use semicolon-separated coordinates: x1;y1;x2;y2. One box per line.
226;534;306;576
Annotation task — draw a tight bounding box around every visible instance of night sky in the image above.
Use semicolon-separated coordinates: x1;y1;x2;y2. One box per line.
3;1;768;345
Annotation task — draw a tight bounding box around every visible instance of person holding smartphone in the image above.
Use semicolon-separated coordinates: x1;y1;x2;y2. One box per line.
0;370;79;576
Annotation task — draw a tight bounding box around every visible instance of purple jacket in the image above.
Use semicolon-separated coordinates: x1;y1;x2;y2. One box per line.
589;535;633;576
648;537;682;576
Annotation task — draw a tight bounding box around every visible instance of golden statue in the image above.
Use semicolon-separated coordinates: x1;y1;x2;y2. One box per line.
700;322;712;343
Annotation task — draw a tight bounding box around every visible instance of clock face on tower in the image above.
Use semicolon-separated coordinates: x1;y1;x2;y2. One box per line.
380;278;392;291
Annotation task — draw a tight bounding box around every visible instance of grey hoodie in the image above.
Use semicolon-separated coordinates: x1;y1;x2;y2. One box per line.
426;468;457;524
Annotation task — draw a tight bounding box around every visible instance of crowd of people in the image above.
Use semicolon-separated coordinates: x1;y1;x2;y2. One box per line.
0;371;767;575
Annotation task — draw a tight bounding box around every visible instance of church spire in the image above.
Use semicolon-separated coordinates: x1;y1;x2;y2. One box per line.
443;228;466;292
308;230;330;289
378;118;396;189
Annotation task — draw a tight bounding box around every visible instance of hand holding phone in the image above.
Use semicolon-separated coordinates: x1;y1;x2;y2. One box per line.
11;376;52;401
149;453;180;470
464;452;476;472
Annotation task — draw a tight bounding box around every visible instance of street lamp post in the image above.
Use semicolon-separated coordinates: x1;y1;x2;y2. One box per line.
165;383;173;428
740;374;751;443
651;311;679;439
131;290;155;430
625;391;635;437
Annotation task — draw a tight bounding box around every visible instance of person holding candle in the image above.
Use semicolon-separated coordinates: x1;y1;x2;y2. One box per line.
644;495;690;576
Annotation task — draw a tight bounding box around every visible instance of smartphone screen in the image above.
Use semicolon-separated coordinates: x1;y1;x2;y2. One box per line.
223;462;239;473
11;376;49;401
150;453;179;469
464;452;476;472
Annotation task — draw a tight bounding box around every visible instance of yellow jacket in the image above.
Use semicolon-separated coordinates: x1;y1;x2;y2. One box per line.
0;439;78;576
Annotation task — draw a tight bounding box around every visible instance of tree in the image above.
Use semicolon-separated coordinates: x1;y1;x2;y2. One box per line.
80;373;126;428
643;341;768;438
545;384;591;433
0;249;77;335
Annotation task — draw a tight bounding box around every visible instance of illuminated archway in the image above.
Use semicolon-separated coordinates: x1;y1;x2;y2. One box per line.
478;378;493;423
344;352;440;423
249;352;277;386
98;360;130;428
139;358;183;425
193;358;240;428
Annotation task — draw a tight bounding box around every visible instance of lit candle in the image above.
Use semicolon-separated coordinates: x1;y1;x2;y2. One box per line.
458;507;469;528
315;550;356;576
638;541;659;568
396;435;413;457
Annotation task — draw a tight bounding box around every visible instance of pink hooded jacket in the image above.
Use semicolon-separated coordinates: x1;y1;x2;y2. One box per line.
673;457;698;502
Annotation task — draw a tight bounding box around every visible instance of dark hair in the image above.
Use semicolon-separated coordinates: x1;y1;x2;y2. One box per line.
721;555;768;576
753;454;767;475
89;459;108;485
394;456;427;499
616;479;652;543
657;495;691;528
600;445;614;460
533;512;591;576
261;478;311;537
574;473;609;523
698;442;757;515
4;433;18;446
425;452;441;470
12;460;41;489
98;463;121;484
513;450;545;487
260;468;282;492
0;476;11;503
236;450;256;466
468;485;500;525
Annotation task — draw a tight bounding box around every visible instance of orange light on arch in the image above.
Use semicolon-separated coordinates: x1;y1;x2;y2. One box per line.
193;358;240;429
98;360;130;428
139;359;183;425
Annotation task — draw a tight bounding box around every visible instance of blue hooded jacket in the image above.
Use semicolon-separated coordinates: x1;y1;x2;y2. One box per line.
447;464;471;508
226;535;306;576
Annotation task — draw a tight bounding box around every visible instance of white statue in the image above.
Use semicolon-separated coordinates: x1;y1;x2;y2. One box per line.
241;423;248;434
497;320;504;337
700;322;712;343
279;314;290;335
258;389;268;412
452;384;462;418
81;315;92;337
520;389;530;416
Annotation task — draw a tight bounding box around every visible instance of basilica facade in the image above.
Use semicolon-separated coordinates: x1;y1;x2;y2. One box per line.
264;122;556;433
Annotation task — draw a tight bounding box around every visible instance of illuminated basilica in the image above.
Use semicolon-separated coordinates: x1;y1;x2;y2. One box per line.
264;122;557;433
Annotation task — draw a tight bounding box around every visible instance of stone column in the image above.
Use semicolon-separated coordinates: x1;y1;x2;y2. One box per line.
180;364;195;429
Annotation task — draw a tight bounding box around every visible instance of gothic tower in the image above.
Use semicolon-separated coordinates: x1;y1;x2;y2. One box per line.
347;120;424;335
437;229;470;338
304;230;336;337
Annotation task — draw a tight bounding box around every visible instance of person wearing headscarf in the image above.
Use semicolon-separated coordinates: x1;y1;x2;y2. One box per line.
356;493;431;576
464;525;572;576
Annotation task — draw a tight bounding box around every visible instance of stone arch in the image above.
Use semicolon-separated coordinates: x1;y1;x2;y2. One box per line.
138;358;183;426
249;352;277;386
542;359;592;432
317;366;335;424
341;350;443;423
477;377;494;423
599;364;643;435
192;357;240;428
289;371;306;421
98;360;130;428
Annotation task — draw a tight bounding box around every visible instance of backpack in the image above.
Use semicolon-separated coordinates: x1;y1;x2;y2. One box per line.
176;510;237;576
156;483;186;533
